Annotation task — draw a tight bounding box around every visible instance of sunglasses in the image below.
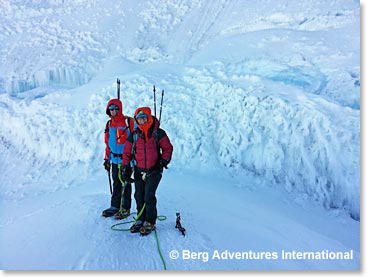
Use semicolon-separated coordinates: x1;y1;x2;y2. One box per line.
108;104;119;111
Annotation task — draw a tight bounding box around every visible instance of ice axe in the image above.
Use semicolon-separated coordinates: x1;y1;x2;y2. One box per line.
107;170;112;195
175;213;186;236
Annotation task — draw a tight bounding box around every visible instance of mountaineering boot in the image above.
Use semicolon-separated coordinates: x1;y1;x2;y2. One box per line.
140;222;156;236
114;208;130;220
130;220;144;233
102;206;119;217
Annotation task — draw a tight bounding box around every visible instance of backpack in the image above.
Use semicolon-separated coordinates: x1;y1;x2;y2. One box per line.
105;116;135;135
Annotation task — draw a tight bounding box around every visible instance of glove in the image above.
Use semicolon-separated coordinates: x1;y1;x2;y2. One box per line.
159;159;169;170
119;165;134;183
103;160;111;172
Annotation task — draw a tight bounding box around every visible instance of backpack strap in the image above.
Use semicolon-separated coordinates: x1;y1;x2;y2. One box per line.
104;120;111;160
125;117;132;132
104;120;111;133
153;129;161;158
131;131;139;166
121;116;135;134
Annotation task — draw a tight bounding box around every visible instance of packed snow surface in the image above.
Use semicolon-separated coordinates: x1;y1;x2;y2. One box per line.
0;0;360;270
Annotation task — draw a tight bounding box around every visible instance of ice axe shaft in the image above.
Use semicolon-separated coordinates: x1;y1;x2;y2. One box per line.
107;170;112;195
117;78;121;100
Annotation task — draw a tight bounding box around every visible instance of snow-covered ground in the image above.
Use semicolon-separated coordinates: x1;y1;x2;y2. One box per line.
0;167;360;270
0;0;361;271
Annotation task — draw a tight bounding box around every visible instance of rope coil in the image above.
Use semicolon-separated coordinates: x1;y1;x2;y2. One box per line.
110;205;168;270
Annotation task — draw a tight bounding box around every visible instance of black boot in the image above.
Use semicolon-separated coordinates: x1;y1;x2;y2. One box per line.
102;207;119;217
130;220;144;233
114;208;130;220
140;222;156;236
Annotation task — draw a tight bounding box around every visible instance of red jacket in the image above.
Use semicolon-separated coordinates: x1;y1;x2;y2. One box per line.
104;99;134;163
122;107;173;170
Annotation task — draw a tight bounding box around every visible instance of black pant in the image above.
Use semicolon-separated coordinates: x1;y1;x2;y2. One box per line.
134;168;162;224
111;163;132;210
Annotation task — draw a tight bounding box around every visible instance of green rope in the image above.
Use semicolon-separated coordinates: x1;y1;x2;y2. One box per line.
117;164;126;214
154;229;167;270
114;165;168;269
117;164;124;184
110;203;146;231
110;203;168;270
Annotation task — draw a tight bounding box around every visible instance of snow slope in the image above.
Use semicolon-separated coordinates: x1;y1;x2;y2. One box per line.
0;0;361;271
0;168;360;270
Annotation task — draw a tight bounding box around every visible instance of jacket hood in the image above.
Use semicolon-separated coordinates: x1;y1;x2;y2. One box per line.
106;99;123;117
134;106;160;138
134;106;151;119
